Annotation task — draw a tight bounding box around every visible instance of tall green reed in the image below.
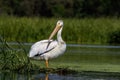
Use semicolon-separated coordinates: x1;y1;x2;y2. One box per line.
0;36;35;72
0;16;120;44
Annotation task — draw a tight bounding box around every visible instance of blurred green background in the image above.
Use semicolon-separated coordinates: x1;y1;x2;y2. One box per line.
0;0;120;44
0;0;120;17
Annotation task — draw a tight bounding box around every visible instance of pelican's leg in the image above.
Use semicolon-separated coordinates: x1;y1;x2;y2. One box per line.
45;60;49;68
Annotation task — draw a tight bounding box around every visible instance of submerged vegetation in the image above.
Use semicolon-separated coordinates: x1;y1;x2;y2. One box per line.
0;37;120;73
0;16;120;44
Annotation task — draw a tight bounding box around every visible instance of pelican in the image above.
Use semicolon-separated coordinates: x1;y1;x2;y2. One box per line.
29;20;66;68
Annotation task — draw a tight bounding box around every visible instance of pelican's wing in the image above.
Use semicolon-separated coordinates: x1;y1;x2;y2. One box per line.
29;40;57;57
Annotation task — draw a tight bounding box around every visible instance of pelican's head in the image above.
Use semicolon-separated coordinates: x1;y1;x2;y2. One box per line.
56;20;63;27
49;20;63;40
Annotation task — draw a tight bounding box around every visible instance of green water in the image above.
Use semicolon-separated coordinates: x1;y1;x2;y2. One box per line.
0;43;120;80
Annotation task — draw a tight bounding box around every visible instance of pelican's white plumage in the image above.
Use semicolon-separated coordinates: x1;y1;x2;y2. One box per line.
29;20;66;68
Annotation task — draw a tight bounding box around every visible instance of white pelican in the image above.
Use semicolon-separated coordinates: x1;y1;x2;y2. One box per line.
29;20;66;68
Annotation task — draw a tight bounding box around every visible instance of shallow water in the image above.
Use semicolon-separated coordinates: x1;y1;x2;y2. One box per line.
1;71;120;80
0;43;120;80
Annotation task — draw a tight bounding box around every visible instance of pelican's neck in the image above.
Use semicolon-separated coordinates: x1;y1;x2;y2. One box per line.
57;27;64;43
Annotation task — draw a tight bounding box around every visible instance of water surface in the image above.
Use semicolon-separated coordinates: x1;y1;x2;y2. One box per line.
1;71;120;80
0;43;120;80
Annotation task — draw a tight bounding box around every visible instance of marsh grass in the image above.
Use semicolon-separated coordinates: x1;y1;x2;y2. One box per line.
0;16;120;44
0;37;37;72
